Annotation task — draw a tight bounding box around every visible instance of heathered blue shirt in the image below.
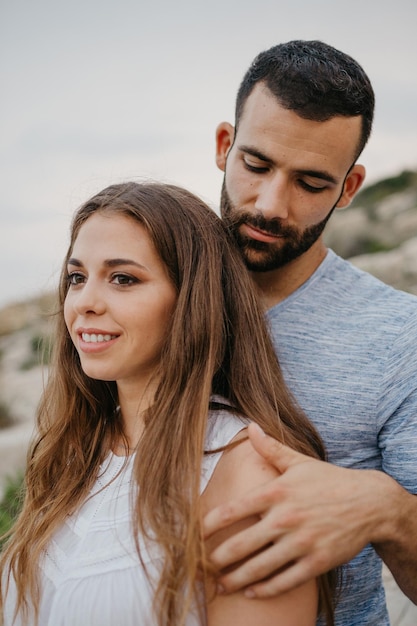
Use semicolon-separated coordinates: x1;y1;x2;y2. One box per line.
266;249;417;626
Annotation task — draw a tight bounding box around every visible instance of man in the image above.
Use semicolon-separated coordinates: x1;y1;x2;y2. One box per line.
204;40;417;625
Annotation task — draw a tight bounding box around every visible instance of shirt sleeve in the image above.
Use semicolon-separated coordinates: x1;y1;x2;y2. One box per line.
377;309;417;494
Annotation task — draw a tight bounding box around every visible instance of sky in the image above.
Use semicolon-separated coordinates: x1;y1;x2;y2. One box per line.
1;0;416;307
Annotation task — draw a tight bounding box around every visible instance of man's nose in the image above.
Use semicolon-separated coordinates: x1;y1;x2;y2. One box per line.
254;174;290;220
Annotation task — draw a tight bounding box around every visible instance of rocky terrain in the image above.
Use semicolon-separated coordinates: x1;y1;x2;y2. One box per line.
0;293;55;492
325;169;417;292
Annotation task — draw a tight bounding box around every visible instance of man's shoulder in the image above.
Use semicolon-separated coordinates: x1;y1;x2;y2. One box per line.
266;252;417;355
278;250;417;318
327;253;417;315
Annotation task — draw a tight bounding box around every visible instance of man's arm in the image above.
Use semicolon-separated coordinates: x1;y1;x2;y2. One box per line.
204;423;417;603
372;480;417;602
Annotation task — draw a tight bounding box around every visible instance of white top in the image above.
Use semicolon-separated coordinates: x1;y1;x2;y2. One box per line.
3;410;248;626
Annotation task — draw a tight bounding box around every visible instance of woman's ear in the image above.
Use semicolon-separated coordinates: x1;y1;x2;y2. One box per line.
336;164;366;209
215;122;235;172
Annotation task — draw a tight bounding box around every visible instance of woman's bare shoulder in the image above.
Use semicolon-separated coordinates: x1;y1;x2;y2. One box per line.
202;430;279;512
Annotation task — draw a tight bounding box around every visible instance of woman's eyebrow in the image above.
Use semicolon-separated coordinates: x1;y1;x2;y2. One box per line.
103;258;147;269
67;257;147;270
67;257;82;267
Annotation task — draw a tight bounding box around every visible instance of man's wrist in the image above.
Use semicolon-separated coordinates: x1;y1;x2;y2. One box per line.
367;470;411;547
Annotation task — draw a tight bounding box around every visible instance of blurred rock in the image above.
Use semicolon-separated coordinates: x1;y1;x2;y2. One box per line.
0;292;55;337
325;169;417;293
350;236;417;296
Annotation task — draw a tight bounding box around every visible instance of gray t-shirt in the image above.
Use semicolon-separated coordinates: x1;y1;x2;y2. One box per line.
266;249;417;626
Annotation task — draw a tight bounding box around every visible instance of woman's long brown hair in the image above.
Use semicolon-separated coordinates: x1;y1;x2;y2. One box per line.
0;182;337;625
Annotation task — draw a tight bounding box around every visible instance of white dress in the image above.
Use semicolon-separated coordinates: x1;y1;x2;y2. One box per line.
3;410;248;626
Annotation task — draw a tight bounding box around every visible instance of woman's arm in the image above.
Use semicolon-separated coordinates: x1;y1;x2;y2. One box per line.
201;431;318;626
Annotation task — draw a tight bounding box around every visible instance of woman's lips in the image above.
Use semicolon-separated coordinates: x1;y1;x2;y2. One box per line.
76;330;119;353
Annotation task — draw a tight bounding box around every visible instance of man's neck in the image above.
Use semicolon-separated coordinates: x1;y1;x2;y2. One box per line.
251;241;328;310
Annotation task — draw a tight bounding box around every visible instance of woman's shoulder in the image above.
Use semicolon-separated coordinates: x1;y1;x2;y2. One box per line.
205;400;249;451
202;432;278;517
201;435;318;626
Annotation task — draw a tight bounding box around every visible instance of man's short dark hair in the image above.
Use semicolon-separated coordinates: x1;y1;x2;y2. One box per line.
235;40;375;160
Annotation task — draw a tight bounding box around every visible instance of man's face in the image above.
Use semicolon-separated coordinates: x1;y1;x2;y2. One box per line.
216;83;364;272
220;180;335;271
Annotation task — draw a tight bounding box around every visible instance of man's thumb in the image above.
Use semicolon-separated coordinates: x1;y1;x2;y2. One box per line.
247;422;305;473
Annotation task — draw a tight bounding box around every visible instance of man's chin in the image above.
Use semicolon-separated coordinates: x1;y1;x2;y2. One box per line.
241;249;291;272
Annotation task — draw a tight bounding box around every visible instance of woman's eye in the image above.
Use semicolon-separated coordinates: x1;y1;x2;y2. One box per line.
111;274;138;286
67;272;85;285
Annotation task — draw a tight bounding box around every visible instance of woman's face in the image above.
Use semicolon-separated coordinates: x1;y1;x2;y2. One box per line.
64;212;177;392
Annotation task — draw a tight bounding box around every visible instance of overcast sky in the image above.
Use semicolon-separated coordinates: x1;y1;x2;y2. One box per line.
1;0;416;307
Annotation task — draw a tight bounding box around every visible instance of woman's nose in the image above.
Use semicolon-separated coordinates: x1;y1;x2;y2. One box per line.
72;279;106;316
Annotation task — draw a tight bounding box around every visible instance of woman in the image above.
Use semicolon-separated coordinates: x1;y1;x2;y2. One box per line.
1;182;336;625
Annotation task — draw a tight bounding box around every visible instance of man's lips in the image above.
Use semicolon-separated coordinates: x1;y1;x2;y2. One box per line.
240;223;284;243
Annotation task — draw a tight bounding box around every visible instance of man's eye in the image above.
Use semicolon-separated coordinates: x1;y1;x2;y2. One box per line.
67;272;85;285
243;160;269;173
299;180;327;193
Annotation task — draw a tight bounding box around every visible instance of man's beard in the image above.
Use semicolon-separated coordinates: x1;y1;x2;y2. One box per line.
220;181;335;272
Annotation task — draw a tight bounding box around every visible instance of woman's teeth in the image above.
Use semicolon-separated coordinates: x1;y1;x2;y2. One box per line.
81;333;116;343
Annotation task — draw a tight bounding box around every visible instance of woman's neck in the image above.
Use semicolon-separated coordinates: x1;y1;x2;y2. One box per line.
114;379;156;452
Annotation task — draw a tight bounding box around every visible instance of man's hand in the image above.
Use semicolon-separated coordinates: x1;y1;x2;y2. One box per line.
203;422;399;599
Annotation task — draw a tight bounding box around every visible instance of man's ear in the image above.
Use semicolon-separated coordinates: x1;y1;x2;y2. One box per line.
336;164;366;209
215;122;235;172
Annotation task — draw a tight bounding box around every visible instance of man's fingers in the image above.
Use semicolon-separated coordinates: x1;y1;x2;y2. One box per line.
216;538;314;595
204;425;317;540
247;422;309;473
243;558;318;599
203;480;287;539
204;500;260;539
208;516;285;571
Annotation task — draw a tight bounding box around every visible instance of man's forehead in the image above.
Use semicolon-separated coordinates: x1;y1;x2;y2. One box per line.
237;86;362;169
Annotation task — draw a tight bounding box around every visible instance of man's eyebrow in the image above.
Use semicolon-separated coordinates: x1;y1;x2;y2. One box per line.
67;257;147;270
238;144;338;185
239;145;273;164
297;170;338;185
296;169;338;185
